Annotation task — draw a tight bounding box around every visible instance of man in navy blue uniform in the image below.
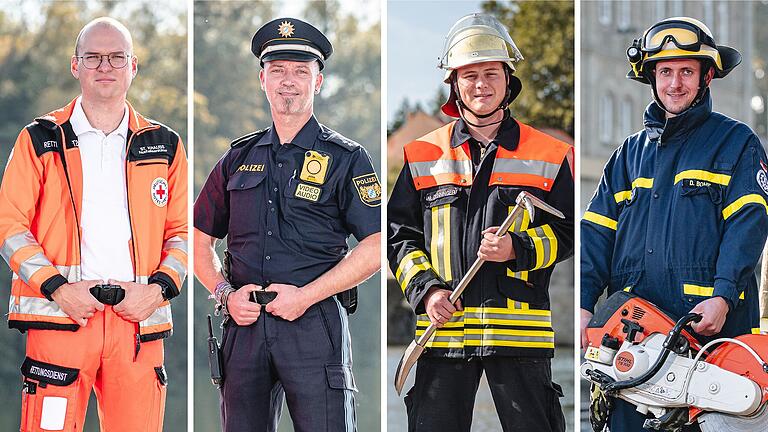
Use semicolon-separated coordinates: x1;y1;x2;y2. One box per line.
581;17;768;431
193;17;381;432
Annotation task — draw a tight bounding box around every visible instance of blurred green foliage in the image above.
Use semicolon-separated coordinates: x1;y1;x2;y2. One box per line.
0;1;187;431
193;1;381;431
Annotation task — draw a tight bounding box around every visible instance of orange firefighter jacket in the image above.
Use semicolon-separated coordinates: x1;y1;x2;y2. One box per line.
0;98;188;341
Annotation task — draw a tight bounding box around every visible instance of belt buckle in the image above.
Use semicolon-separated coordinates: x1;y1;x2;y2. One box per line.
249;286;276;305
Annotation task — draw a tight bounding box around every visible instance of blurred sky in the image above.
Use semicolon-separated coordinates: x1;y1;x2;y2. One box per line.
388;0;482;119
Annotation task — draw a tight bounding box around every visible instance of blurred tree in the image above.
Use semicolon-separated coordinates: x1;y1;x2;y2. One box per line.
482;0;574;136
0;2;187;431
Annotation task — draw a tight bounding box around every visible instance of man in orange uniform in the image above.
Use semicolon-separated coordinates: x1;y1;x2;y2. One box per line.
0;17;187;431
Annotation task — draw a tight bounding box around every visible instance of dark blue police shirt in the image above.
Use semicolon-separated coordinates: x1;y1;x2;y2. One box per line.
194;116;381;287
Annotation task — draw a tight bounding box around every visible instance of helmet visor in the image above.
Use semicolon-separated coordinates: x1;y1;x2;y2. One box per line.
439;13;523;70
642;20;716;54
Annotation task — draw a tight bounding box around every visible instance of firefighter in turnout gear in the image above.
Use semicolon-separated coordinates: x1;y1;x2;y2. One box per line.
0;18;187;431
581;17;768;432
387;13;573;432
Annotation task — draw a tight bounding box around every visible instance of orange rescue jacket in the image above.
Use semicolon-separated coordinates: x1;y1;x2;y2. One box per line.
0;98;188;341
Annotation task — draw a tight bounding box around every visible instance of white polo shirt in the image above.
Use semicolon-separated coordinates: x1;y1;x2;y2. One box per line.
69;97;135;282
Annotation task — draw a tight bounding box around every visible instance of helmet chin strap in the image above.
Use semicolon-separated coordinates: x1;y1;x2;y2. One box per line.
452;67;513;127
647;60;712;116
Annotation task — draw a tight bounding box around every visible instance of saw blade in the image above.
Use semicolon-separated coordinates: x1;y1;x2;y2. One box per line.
698;404;768;432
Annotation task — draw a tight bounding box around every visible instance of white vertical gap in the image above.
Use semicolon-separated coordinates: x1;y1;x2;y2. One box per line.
186;0;195;430
573;0;582;430
379;1;388;431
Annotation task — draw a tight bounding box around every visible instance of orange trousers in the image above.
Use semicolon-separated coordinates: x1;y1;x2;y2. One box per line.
20;307;166;432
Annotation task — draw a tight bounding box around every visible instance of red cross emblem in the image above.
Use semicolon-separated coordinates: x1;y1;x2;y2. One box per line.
151;177;169;207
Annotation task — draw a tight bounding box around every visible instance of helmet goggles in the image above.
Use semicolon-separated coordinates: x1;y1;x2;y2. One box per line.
642;20;716;55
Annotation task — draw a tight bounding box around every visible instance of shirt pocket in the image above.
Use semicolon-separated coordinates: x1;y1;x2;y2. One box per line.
226;172;267;216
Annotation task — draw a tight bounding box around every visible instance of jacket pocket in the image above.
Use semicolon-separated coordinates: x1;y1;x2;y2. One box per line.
145;366;168;431
497;275;548;307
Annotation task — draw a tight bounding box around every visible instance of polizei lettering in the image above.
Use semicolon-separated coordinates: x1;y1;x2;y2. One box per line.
29;365;67;382
238;164;266;172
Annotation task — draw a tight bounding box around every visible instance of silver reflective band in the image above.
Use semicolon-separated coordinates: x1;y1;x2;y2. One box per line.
10;295;68;317
491;158;561;179
1;230;38;263
19;253;54;284
261;43;324;60
408;159;473;179
160;254;187;283
141;303;172;328
163;236;188;253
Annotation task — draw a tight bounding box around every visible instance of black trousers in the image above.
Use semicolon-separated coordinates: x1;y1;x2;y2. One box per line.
404;356;566;432
219;298;357;432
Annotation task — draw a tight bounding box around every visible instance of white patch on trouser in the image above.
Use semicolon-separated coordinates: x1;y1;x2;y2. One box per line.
40;396;67;430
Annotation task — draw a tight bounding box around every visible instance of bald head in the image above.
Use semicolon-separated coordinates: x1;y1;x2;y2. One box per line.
74;17;133;56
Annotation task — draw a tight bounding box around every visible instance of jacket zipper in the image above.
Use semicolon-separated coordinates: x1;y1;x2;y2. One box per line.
56;125;82;284
124;125;161;361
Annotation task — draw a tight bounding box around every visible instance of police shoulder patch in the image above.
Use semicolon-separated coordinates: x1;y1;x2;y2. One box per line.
757;165;768;195
353;173;381;207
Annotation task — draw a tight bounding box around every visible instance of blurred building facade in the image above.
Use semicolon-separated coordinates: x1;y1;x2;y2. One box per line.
581;0;756;208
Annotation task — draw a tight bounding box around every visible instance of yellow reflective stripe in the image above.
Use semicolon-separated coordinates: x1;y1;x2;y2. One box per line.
722;194;768;220
465;340;555;348
415;330;464;337
740;291;745;300
463;306;551;316
623;286;632;292
542;224;558;268
683;284;714;297
583;211;617;230
613;177;654;203
399;263;431;292
530;231;545;269
674;170;731;186
431;206;440;276
442;204;452;281
464;328;554;337
395;250;427;281
508;207;530;280
464;318;552;327
752;328;761;334
507;299;530;310
395;250;434;292
425;341;465;348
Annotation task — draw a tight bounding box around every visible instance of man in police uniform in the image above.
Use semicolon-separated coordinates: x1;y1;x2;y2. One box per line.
581;17;768;431
388;14;572;432
194;17;381;432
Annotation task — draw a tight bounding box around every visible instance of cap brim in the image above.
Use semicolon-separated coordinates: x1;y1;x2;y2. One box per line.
261;52;324;69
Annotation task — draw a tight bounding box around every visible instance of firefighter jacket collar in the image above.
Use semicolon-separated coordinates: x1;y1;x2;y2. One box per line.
450;116;520;150
256;115;321;151
643;88;713;142
35;96;155;133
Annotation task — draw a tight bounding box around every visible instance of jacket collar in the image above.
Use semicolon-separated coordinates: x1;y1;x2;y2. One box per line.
643;88;712;142
256;115;321;150
36;96;154;132
450;115;520;150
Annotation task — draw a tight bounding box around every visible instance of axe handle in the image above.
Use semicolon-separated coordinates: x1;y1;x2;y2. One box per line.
416;204;527;346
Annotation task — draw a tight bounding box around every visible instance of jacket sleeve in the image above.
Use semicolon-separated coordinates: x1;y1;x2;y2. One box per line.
387;164;446;315
580;146;627;313
509;146;574;272
148;135;188;299
713;137;768;309
0;127;68;299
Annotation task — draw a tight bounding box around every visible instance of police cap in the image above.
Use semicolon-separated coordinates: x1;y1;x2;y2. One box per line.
251;18;333;70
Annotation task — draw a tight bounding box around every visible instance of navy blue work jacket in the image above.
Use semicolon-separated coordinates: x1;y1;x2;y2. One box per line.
582;90;768;339
194;116;380;288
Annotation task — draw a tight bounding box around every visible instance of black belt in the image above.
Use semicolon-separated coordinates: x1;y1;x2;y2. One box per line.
90;284;125;305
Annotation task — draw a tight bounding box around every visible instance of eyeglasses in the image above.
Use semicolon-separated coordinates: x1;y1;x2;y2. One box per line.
75;52;131;69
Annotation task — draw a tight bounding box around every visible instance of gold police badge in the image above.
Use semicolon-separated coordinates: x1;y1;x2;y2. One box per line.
278;21;295;38
353;173;381;207
300;151;331;185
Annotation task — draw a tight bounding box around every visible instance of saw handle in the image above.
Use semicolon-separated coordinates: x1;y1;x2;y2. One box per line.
603;313;702;393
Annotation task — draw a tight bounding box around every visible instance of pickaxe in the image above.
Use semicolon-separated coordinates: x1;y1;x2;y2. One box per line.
393;191;565;395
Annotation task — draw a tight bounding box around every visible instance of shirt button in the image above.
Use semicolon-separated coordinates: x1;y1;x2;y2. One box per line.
265;255;271;261
268;199;272;204
278;163;283;168
273;187;278;192
240;184;245;188
267;230;272;236
647;248;654;254
270;207;275;212
653;193;659;199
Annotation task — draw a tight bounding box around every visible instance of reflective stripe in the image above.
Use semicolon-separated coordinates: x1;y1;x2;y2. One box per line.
140;303;172;328
740;291;745;300
10;295;68;318
55;265;81;283
163;236;188;253
490;158;561;180
1;231;38;263
674;170;731;186
18;253;55;284
683;284;714;297
722;194;768;220
430;204;452;281
623;286;632;292
526;224;557;270
752;328;761;335
332;297;356;431
395;251;433;292
583;211;617;230
614;177;654;203
160;254;187;283
137;275;149;284
507;208;529;280
408;159;473;180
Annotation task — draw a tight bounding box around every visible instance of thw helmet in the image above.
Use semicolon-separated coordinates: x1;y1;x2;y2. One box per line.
439;13;524;119
626;17;741;84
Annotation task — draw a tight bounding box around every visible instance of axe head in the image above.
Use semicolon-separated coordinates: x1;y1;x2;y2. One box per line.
515;191;565;223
